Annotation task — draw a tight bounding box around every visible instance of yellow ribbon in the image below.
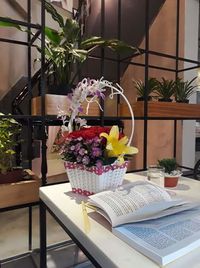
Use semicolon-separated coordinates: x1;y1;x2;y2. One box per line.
81;201;97;233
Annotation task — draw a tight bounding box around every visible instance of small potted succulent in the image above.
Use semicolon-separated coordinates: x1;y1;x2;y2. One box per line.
132;78;157;101
156;78;175;102
174;77;197;103
158;158;182;187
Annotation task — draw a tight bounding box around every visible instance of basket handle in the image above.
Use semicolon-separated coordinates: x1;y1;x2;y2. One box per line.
105;82;134;146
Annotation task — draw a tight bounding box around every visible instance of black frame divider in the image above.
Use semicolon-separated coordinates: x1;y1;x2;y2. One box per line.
0;0;45;258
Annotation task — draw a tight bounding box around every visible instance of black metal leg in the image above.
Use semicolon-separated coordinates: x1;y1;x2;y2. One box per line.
28;206;32;250
40;200;47;268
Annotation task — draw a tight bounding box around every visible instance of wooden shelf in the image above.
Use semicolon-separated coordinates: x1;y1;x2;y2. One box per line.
120;101;200;118
31;94;100;116
0;170;40;209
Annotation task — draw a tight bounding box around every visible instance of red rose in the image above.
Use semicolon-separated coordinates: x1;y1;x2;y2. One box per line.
65;126;110;140
63;126;125;141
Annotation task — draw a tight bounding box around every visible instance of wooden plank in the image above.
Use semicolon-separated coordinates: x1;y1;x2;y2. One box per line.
0;170;40;209
120;101;200;118
31;94;100;116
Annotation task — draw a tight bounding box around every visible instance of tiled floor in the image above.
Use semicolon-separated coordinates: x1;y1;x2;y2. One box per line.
1;245;94;268
0;206;94;267
0;206;68;259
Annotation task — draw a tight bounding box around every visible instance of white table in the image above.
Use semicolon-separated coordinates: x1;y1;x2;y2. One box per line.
39;174;200;268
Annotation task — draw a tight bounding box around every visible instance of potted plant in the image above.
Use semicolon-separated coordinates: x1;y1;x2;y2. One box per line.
155;78;175;102
174;77;197;103
132;78;157;101
0;113;23;183
0;1;138;95
158;158;182;187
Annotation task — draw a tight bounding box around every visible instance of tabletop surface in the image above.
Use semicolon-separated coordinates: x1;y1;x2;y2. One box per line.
39;174;200;268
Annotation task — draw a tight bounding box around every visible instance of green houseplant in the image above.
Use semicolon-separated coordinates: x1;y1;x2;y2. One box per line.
0;1;138;94
158;158;182;187
132;77;157;101
0;113;22;183
155;78;175;102
174;77;197;103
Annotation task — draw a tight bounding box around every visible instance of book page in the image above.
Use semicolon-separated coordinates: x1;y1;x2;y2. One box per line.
113;207;200;266
89;181;183;227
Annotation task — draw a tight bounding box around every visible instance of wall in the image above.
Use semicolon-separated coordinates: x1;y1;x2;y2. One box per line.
182;0;199;169
0;0;70;102
0;0;28;100
121;0;185;170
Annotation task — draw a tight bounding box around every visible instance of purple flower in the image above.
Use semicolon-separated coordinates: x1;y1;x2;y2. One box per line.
78;106;83;113
77;156;82;163
95;90;105;99
92;147;102;157
79;148;87;156
96;160;103;168
67;93;73;100
75;143;81;151
82;156;90;165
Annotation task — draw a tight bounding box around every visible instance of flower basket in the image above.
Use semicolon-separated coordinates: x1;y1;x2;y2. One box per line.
65;161;128;195
59;78;138;195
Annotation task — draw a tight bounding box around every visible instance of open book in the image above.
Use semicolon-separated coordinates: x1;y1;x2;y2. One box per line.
88;180;200;266
88;180;196;227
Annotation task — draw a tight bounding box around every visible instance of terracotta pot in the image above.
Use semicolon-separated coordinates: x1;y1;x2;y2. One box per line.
164;176;179;187
0;169;24;184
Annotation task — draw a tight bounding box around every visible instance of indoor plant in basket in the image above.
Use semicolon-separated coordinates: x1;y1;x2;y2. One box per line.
58;78;138;195
0;113;23;183
158;158;182;187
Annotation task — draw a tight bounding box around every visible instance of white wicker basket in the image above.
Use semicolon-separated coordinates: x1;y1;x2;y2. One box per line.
64;161;128;195
63;79;135;196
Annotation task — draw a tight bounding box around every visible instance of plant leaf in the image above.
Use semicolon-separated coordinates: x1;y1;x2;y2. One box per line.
81;37;139;54
63;19;80;43
0;20;24;31
45;1;64;28
45;26;61;44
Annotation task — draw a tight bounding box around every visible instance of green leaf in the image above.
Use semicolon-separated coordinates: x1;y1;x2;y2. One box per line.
45;27;61;44
0;20;24;31
70;49;88;62
81;36;106;48
81;37;139;54
63;19;80;43
45;1;64;28
5;149;15;155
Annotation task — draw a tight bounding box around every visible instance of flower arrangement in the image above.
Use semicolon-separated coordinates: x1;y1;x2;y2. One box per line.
60;125;137;168
58;77;138;195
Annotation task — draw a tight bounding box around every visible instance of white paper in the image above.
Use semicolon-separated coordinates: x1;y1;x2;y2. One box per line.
89;181;192;227
113;208;200;266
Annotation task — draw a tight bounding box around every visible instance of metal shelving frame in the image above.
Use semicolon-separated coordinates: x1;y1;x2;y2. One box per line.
0;0;200;263
0;0;46;259
96;0;200;172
